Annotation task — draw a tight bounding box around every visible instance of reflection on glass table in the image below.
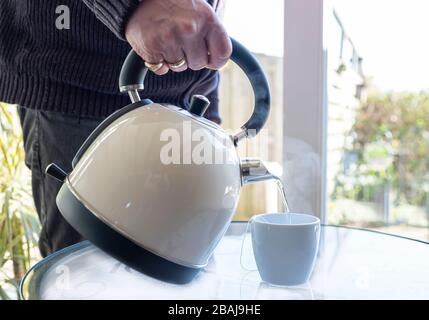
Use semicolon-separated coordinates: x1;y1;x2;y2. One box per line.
21;222;429;300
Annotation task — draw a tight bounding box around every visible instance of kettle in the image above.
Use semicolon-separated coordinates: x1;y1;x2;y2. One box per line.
46;38;282;284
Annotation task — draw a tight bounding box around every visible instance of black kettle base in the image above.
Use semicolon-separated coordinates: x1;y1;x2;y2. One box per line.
56;183;202;285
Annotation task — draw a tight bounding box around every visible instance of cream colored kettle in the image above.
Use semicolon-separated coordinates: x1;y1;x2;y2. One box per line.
46;38;281;284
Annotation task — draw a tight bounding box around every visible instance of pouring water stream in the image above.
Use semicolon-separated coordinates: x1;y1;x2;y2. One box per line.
239;177;291;271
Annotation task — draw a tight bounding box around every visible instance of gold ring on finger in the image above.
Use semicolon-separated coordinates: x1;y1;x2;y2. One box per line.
145;61;164;72
168;58;187;70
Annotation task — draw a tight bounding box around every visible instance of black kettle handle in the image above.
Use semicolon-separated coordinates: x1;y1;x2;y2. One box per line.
119;38;271;141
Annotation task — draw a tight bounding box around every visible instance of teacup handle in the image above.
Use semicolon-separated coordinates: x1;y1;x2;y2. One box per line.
239;217;258;272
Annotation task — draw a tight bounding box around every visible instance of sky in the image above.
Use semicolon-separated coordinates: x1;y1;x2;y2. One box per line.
223;0;429;92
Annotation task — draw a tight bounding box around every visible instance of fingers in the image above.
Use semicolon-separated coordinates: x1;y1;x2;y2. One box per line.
138;28;188;74
128;14;229;74
130;37;170;75
125;0;231;74
206;25;232;69
145;61;170;75
162;46;188;73
183;37;209;71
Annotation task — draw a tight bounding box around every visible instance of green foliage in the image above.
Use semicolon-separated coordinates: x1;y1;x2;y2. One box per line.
334;91;429;208
0;103;40;299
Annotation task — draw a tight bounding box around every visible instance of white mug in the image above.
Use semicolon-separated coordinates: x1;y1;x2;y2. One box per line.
249;213;320;286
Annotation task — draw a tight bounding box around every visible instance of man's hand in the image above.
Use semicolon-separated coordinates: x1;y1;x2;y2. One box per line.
125;0;232;75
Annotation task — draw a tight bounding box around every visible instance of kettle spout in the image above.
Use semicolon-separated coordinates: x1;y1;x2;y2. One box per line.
240;157;290;212
240;157;280;185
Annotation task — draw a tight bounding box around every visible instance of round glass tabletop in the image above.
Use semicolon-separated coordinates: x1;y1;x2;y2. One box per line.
20;223;429;300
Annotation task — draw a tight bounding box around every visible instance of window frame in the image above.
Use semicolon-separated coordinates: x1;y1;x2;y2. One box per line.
282;0;328;221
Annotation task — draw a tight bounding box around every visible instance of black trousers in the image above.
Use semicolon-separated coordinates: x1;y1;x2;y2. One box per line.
18;106;105;257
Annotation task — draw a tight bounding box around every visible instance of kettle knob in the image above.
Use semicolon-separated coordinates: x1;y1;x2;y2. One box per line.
189;95;210;116
45;163;68;182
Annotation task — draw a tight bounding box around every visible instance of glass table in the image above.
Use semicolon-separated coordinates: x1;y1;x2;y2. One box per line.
20;223;429;300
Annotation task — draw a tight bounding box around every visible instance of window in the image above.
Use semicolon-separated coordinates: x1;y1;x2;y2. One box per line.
327;0;429;241
221;0;429;242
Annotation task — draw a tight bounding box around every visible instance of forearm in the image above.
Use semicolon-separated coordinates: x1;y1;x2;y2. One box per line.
81;0;141;40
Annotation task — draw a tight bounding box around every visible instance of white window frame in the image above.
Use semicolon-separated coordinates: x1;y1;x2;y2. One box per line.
282;0;328;221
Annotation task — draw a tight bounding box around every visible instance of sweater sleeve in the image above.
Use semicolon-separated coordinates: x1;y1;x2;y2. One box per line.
82;0;141;40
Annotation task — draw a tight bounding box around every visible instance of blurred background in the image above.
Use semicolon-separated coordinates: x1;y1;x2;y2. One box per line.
222;0;429;241
2;0;429;298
